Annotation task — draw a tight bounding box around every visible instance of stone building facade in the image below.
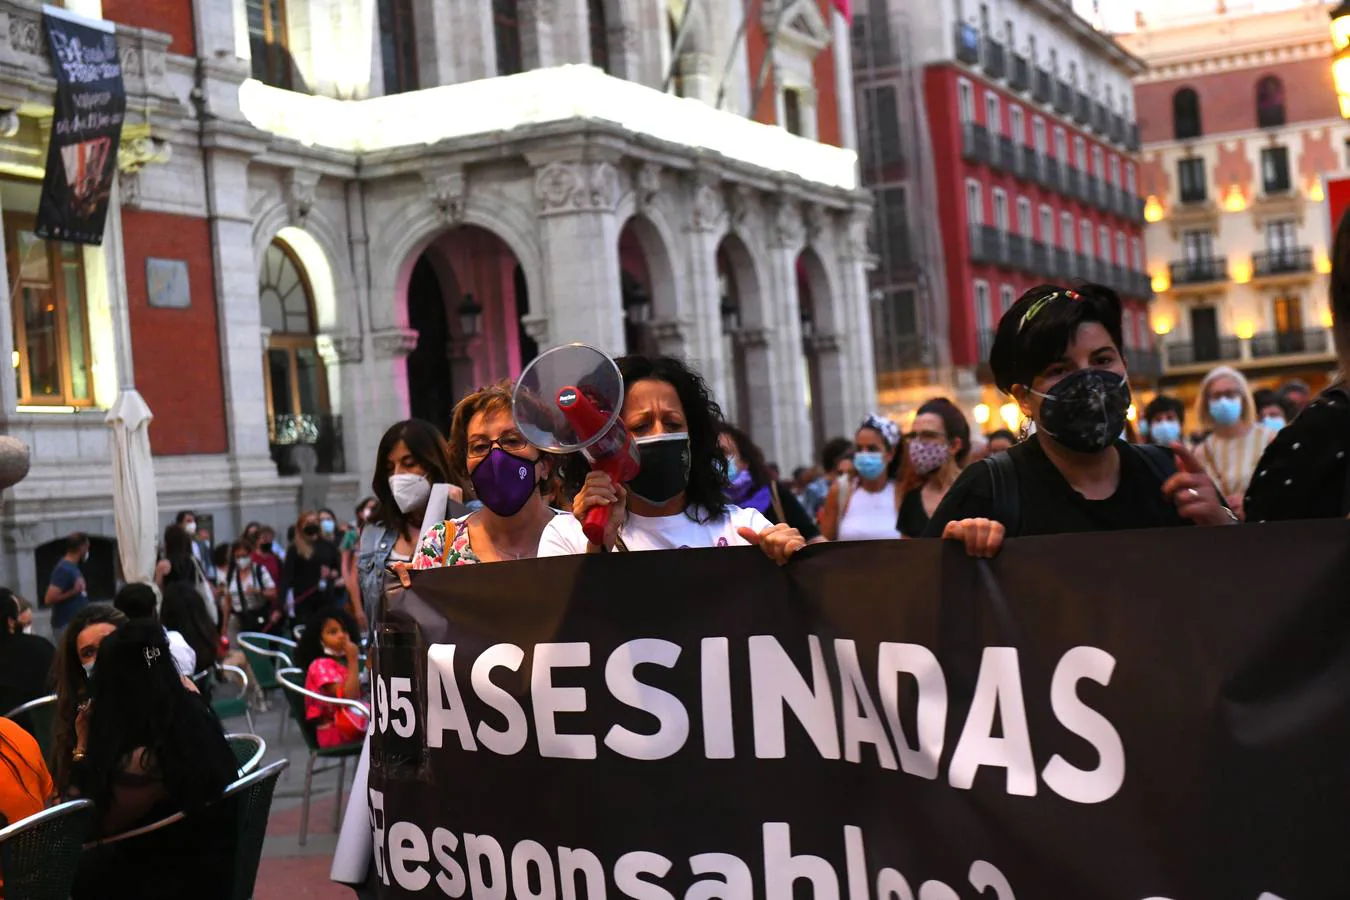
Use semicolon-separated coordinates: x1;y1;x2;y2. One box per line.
0;0;871;608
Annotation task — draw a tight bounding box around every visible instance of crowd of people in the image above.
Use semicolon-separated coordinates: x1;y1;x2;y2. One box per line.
0;211;1347;895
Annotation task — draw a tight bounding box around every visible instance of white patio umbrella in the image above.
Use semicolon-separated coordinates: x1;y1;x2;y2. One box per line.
106;388;158;585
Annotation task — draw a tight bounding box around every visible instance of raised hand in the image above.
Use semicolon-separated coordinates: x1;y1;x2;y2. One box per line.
1161;443;1236;526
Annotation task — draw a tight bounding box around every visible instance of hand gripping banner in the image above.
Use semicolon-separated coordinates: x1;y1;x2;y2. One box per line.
366;521;1350;900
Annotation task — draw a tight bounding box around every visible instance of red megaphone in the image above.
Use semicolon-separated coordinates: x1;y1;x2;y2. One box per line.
557;384;640;546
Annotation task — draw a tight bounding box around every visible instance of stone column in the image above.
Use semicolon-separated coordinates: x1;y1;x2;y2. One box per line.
0;186;17;417
445;0;497;83
553;0;592;65
837;206;879;430
734;327;778;453
352;328;418;486
530;158;624;355
762;200;811;471
685;180;729;411
807;333;849;443
678;52;715;104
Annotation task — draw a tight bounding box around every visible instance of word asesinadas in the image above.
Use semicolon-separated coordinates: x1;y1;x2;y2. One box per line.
369;803;1017;900
378;636;1124;805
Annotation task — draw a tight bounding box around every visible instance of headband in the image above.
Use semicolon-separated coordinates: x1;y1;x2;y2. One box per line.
1017;289;1081;334
860;413;901;449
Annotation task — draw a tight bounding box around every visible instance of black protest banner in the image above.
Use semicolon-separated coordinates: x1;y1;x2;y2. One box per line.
35;7;126;245
368;521;1350;900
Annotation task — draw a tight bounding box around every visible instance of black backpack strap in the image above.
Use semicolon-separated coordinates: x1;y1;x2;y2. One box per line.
982;451;1019;534
1129;443;1178;486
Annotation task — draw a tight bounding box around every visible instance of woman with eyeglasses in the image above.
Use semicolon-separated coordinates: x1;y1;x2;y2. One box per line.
410;382;560;568
925;284;1236;557
895;398;970;539
818;414;904;542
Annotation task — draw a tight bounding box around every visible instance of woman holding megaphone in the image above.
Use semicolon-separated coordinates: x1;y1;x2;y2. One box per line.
538;355;807;563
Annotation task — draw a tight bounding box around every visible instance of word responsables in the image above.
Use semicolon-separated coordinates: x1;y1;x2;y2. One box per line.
375;636;1125;804
368;809;1018;900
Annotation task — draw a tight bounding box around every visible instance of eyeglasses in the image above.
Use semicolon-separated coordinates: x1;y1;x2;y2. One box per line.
466;433;531;459
906;430;948;443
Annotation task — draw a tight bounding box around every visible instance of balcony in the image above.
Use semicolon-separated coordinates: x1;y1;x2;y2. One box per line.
1165;338;1242;368
1019;145;1040;181
1008;234;1030;270
995;134;1015;172
970;224;1009;266
1128;271;1153;298
1126;123;1140;152
982;39;1006;79
1110;114;1125;146
1033;68;1052;104
1178;185;1208;206
1073;92;1092;125
1041;156;1061;191
1031;240;1050;274
961;123;992;164
1103;184;1119;215
1093;103;1110;136
1074;253;1092;280
1054;81;1073;115
1251;247;1313;278
1168;256;1227;285
954;22;981;65
978;329;997;362
1054;247;1071;279
1086;174;1102;208
1249;329;1331;359
1131;349;1163;378
1010;55;1030;92
269;414;346;476
1064;167;1082;200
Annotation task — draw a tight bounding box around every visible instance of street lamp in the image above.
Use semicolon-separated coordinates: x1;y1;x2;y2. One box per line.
720;298;740;334
625;285;653;325
456;293;483;338
800;307;816;340
1332;1;1350;117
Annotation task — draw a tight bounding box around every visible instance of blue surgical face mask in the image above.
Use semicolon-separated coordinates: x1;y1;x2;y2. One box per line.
724;456;741;482
1137;418;1150;439
1209;396;1243;427
320;519;336;537
853;451;887;481
1261;415;1286;432
1150;419;1182;446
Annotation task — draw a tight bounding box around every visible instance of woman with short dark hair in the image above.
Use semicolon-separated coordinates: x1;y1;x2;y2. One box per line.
925;283;1235;556
0;588;54;718
896;397;970;538
539;355;805;562
717;423;820;541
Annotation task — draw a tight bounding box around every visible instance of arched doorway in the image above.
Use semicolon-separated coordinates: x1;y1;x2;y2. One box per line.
618;215;681;357
717;234;756;429
403;225;526;423
619;222;655;355
797;249;833;454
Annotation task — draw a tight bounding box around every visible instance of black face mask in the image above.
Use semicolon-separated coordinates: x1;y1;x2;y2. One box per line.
302;524;320;539
627;433;692;506
1030;368;1131;454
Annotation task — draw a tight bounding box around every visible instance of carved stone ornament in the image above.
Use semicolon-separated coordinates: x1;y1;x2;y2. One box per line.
8;14;42;56
805;204;830;244
427;169;466;224
119;44;142;79
847;208;871;259
534;161;620;214
771;198;804;248
807;332;842;355
372;329;419;360
287;170;320;228
636;163;662;211
692;180;723;232
736;326;770;349
521;314;550;347
317;334;364;365
118;135;173;174
727;184;757;229
120;171;143;209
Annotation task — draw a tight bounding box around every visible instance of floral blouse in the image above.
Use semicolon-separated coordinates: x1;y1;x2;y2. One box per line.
411;516;482;569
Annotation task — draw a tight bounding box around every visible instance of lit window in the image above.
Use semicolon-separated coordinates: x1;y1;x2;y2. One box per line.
246;0;291;90
378;0;418;95
5;215;92;406
259;241;330;447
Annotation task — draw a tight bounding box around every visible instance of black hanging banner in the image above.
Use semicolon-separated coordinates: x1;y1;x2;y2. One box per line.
369;521;1350;900
35;6;126;246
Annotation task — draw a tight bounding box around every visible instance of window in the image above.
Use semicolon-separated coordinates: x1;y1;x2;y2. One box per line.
1172;87;1202;140
876;187;913;274
1061;212;1074;251
993;188;1009;231
1182;229;1214;261
784;89;804;136
1177;157;1207;204
1017;196;1032;236
1039;204;1054;242
1109;156;1120;187
1116;232;1126;265
1131;237;1143;271
378;0;418;95
259;241;329;442
1125;162;1136;195
1273;295;1303;334
1098;225;1111;260
1049;47;1058;75
494;0;523;75
1122;309;1135;348
1255;75;1285;129
1266;219;1296;253
966;179;984;224
1261;146;1291;194
1092;146;1104;178
1010;105;1024;143
860;86;902;172
1054;127;1067;161
1032;117;1046;153
246;0;291;90
958;79;974;123
1079;219;1093;255
974;280;992;333
985;92;1001;134
1000;284;1014;314
588;0;610;73
5;215;93;406
1074;136;1087;170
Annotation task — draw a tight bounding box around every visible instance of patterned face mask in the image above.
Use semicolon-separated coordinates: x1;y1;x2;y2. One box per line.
1029;369;1131;454
907;439;950;476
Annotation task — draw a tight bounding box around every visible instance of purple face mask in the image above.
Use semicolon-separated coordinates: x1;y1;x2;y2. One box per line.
470;448;540;517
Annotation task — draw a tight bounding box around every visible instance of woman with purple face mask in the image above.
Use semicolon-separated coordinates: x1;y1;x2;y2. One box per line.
411;382;560;568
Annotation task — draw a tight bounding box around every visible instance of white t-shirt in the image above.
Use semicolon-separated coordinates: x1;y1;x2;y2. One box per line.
165;628;198;677
837;481;902;542
537;505;772;556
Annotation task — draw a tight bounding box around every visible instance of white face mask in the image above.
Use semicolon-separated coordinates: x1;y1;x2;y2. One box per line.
183;521;197;537
21;624;32;635
389;473;432;514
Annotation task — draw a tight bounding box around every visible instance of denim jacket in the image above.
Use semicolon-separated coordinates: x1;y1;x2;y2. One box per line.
356;499;469;626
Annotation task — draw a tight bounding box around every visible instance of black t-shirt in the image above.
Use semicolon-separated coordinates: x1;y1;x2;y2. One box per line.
1245;386;1350;523
0;634;54;716
923;436;1190;538
760;482;822;541
897;488;929;538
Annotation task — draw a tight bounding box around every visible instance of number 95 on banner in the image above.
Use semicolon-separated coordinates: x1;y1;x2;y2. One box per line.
372;628;422;772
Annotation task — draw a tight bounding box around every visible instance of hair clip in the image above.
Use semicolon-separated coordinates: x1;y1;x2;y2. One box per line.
1017;288;1083;334
144;646;161;668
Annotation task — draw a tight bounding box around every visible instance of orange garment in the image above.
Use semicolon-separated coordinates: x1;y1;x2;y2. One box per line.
0;716;54;894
